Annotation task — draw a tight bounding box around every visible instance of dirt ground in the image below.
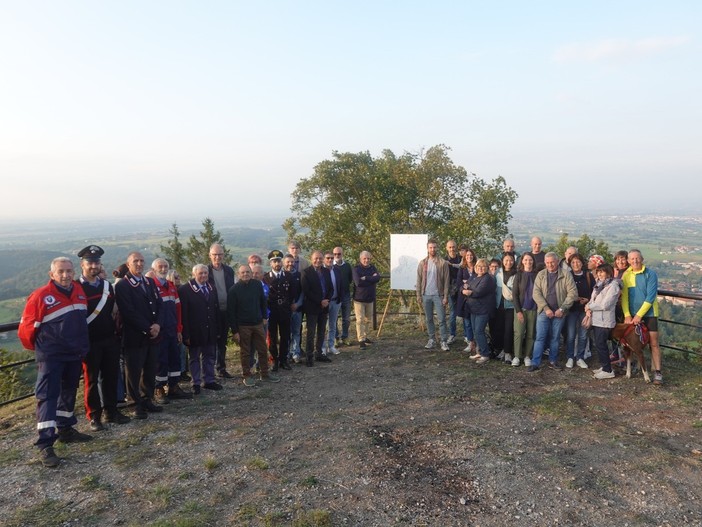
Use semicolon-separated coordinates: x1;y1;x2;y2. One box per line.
2;318;702;527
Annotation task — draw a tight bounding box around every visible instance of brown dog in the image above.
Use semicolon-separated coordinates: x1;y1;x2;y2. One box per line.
610;323;651;383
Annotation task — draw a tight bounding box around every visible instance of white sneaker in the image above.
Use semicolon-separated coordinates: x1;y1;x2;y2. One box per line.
470;353;482;360
504;353;512;364
511;357;520;367
463;345;472;352
594;370;615;380
592;367;603;374
497;351;505;360
576;359;588;369
440;341;450;351
476;356;489;364
424;339;435;349
524;357;532;367
329;346;341;355
446;335;456;345
566;358;574;369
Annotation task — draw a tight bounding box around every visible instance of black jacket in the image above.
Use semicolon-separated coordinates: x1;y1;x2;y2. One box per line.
179;280;219;346
301;265;333;315
115;273;164;347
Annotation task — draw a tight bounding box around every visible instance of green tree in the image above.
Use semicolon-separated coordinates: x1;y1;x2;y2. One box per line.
284;145;518;270
548;233;612;261
160;218;231;278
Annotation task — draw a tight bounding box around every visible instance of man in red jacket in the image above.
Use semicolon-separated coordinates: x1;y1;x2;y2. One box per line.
19;257;93;468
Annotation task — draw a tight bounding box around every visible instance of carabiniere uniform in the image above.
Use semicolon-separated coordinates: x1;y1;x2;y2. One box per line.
263;269;297;369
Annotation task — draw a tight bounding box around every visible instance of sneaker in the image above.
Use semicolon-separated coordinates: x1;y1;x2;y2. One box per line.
104;410;131;424
154;387;170;405
292;355;302;364
425;339;435;349
342;339;351;346
260;373;281;383
359;341;367;349
576;359;589;369
476;356;490;364
594;370;615;380
527;365;540;373
440;341;450;351
463;345;472;352
329;346;341;355
511;357;520;367
592;367;603;374
243;377;257;387
566;358;574;369
57;427;93;443
204;382;223;391
548;361;563;371
653;371;663;385
497;351;505;360
469;353;482;360
524;357;532;367
89;418;104;432
446;335;456;345
39;446;60;468
504;353;512;364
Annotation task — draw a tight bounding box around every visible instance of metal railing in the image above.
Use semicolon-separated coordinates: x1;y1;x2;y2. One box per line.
2;289;702;406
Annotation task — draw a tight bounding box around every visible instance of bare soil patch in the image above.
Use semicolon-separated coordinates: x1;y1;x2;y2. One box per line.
2;320;702;527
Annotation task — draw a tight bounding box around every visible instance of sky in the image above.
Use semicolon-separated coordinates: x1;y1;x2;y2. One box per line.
1;1;700;222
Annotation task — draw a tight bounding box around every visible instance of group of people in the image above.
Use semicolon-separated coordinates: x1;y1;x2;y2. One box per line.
416;237;663;383
18;240;383;468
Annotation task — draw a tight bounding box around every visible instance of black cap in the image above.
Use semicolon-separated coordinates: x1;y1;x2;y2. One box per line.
78;245;104;262
268;250;284;261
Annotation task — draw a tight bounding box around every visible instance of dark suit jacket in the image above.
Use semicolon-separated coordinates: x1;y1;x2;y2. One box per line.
179;280;219;346
263;270;296;312
301;265;333;315
328;265;343;304
115;273;164;347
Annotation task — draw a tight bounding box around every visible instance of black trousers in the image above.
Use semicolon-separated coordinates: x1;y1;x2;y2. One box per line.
82;336;121;420
124;341;158;407
268;305;291;364
215;310;229;373
305;312;328;361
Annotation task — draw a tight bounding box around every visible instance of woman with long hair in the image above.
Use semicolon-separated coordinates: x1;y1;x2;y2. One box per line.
565;253;594;369
456;248;478;355
463;258;496;364
499;252;517;364
511;253;537;367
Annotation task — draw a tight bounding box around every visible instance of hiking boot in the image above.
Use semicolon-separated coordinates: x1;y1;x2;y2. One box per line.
424;339;435;349
104;410;131;424
89;418;104;432
653;371;663;385
39;446;59;468
594;370;615;380
154;387;169;405
57;427;93;443
168;384;193;400
243;376;257;387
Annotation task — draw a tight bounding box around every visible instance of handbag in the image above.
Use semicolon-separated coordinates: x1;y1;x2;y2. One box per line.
502;275;514;302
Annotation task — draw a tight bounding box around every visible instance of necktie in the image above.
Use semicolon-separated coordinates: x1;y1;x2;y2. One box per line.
202;285;209;300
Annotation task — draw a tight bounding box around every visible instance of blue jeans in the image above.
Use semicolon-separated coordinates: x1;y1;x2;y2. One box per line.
470;313;490;357
447;295;457;338
566;310;588;360
339;296;351;340
462;315;474;342
289;310;303;358
532;311;566;366
326;300;342;350
422;294;447;342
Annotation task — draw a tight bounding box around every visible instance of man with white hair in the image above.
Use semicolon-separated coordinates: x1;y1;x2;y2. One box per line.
150;258;190;402
208;243;236;379
179;264;221;394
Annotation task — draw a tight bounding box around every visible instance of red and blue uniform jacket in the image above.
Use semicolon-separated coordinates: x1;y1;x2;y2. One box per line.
18;280;90;362
153;278;182;337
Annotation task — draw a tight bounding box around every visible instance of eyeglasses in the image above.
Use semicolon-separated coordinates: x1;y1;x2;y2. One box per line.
333;252;341;256
325;256;333;260
210;253;224;257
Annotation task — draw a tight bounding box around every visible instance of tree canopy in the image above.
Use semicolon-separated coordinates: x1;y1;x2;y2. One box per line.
547;233;612;262
159;218;231;278
284;145;517;270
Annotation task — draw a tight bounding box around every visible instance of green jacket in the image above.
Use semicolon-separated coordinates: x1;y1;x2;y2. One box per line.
532;267;577;315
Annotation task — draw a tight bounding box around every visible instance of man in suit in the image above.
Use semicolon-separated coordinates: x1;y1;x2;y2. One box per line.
301;251;333;366
179;264;221;394
207;243;236;379
263;250;296;371
115;251;165;419
324;251;344;355
332;246;353;347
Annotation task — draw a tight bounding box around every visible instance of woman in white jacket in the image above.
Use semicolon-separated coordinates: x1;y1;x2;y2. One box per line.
585;263;621;380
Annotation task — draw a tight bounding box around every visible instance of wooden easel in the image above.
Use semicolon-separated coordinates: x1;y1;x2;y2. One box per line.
376;290;424;338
